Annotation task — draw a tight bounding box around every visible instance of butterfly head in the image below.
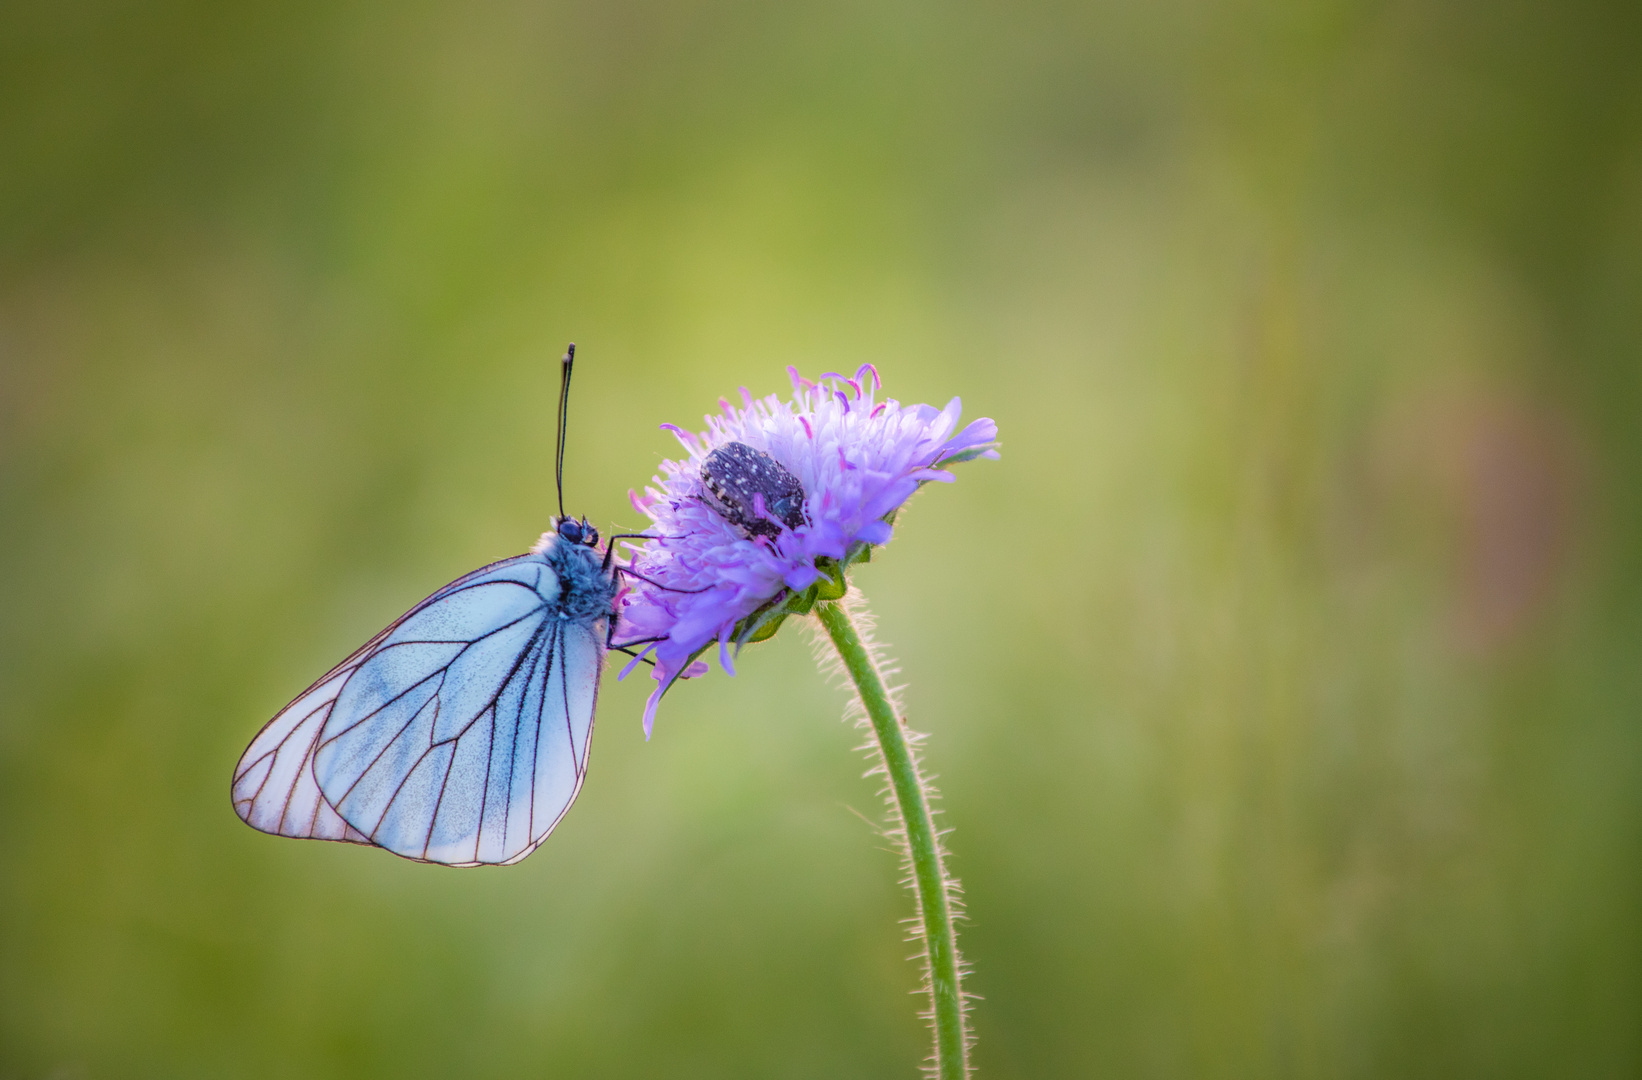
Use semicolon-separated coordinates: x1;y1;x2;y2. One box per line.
555;515;600;549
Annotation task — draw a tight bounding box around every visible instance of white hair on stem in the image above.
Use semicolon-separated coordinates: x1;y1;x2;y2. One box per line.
808;588;975;1077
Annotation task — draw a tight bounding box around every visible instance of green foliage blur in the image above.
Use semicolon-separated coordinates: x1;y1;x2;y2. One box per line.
3;1;1639;1076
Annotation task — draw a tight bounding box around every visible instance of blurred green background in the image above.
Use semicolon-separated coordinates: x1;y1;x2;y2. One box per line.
3;0;1640;1076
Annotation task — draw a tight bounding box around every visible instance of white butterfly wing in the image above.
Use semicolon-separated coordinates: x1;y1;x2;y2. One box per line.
230;661;375;847
232;552;606;866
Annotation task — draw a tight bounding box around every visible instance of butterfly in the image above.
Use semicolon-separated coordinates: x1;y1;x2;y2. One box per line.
231;345;659;866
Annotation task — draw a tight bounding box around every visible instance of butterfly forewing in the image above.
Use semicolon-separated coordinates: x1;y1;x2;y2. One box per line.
232;549;608;866
230;664;374;846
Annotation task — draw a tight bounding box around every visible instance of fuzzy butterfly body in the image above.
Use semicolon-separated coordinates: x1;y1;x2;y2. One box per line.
231;345;626;866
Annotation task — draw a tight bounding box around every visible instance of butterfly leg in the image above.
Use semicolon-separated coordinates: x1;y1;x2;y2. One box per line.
599;533;712;593
606;622;666;668
604;594;665;664
611;563;714;594
599;533;682;573
607;645;658;668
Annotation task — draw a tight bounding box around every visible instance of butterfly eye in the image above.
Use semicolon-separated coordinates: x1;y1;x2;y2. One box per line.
558;518;584;544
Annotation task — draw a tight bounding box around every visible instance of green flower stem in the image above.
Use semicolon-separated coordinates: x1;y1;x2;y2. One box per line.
815;599;969;1080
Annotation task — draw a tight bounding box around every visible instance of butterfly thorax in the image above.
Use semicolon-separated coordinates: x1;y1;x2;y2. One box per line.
539;530;618;622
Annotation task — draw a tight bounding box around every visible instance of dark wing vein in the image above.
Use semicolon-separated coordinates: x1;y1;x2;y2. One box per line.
419;620;553;860
504;622;602;864
275;700;334;832
266;554;540;720
498;624;551;859
317;603;543;837
527;620;561;841
320;596;546;742
327;668;446;814
561;631;576;776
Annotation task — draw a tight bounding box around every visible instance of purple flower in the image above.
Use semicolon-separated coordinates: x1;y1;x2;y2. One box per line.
614;364;1000;734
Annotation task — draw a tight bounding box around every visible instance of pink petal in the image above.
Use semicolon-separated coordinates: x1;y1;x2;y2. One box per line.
718;622;737;676
856;520;893;545
941;417;998;455
784;564;822;591
660;423;698;451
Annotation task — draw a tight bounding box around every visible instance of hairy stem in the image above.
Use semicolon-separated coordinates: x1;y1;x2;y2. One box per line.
815;598;969;1079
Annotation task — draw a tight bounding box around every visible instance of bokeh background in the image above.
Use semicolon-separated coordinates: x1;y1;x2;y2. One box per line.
3;1;1640;1077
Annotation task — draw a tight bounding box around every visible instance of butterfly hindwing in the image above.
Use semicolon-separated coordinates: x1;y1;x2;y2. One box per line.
232;549;608;866
506;618;603;864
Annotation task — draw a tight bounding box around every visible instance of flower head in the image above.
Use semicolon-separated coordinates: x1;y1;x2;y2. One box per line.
614;365;999;733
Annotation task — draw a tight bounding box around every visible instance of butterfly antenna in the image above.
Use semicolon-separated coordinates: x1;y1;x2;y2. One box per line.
555;343;574;521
